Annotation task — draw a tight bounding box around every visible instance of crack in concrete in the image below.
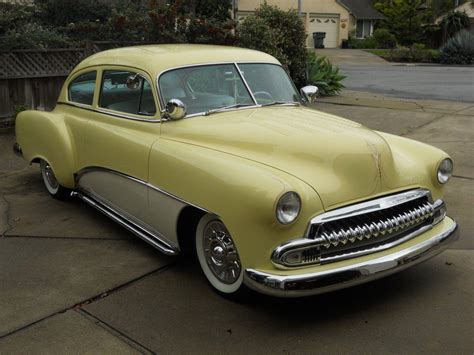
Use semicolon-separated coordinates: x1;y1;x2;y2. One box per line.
0;194;12;237
0;263;174;340
76;309;155;354
453;175;474;181
399;113;446;137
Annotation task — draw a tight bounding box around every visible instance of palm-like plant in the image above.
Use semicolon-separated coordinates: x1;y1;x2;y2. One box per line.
306;54;346;96
442;10;471;39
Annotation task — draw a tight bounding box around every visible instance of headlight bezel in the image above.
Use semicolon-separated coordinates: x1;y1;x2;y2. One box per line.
276;191;301;225
437;158;453;184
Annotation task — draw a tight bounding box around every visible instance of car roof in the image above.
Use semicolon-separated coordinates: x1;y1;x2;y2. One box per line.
75;44;280;77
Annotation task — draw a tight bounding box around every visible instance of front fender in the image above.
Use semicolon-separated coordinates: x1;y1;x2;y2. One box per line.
378;132;450;201
15;110;76;188
149;139;324;270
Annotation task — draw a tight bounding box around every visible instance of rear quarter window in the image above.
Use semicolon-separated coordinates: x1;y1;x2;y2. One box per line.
68;71;97;106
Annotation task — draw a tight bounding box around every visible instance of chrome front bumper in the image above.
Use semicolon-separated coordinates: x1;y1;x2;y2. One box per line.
244;221;459;297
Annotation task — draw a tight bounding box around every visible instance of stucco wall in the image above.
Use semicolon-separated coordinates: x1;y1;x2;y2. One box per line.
237;0;351;47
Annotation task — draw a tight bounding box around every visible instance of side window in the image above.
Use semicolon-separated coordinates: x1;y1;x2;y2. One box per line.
99;70;157;116
69;71;97;105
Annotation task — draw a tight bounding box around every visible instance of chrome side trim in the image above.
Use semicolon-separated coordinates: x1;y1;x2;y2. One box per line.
245;221;459;298
57;102;163;123
75;167;213;215
77;191;178;255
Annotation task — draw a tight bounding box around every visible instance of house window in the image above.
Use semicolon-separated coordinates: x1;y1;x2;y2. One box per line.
356;20;373;38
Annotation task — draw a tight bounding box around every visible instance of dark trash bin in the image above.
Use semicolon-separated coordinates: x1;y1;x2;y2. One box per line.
341;39;349;49
313;32;326;49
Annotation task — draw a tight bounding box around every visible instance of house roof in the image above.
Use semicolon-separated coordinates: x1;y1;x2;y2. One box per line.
337;0;384;20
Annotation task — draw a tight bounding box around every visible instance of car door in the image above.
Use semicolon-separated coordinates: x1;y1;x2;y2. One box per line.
78;67;160;226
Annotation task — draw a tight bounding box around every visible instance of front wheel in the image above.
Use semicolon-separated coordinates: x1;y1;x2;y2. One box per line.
195;214;244;294
40;160;72;200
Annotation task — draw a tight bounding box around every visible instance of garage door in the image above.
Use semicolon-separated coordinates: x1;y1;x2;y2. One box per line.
308;16;339;48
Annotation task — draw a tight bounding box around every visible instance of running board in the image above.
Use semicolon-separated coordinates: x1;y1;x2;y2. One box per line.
76;191;179;255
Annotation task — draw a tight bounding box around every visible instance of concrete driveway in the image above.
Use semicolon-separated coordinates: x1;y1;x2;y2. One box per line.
0;92;473;353
314;49;474;103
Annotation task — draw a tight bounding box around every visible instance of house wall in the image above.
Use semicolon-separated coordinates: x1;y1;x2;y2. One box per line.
237;0;351;47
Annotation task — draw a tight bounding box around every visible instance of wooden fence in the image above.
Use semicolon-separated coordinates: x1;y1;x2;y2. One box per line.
0;42;149;119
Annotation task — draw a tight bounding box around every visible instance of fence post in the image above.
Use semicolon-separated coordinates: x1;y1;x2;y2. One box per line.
85;40;94;57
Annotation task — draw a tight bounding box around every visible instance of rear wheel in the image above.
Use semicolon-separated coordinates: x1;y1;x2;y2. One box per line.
40;160;72;200
195;214;244;294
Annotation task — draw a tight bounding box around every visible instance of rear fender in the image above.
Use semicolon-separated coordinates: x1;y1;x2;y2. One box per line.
15;110;76;188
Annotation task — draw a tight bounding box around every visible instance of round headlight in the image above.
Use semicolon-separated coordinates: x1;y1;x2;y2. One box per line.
437;158;453;184
276;192;301;224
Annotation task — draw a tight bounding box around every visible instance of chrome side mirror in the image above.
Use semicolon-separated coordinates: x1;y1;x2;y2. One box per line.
164;99;187;120
300;85;319;103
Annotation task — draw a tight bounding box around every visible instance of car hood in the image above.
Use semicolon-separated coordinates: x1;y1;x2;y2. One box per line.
161;106;400;210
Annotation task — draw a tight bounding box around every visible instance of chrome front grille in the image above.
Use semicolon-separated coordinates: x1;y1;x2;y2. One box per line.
272;189;447;268
313;197;434;249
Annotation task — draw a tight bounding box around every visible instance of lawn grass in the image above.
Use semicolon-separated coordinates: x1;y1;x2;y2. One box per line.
364;48;440;63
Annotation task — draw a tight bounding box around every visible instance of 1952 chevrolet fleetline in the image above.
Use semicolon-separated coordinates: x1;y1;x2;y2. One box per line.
14;45;458;297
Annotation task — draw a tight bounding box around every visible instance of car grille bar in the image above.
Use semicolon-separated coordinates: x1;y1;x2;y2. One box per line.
314;198;435;248
272;189;447;267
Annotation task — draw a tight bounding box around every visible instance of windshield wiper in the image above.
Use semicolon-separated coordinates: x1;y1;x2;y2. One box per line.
204;103;253;116
261;101;300;107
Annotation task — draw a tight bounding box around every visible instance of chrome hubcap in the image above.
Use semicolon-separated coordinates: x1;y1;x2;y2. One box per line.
43;163;58;189
203;221;241;284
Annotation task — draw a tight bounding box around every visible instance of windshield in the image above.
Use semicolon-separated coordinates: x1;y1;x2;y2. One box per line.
158;63;301;116
238;64;300;105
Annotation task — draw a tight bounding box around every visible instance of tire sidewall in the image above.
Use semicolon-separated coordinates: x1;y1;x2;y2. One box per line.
195;214;244;294
40;160;60;195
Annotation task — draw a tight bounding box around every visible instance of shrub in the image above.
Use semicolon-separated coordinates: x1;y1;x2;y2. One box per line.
186;17;236;45
1;22;73;49
439;30;474;65
373;29;397;49
306;52;345;96
238;16;288;65
0;2;34;36
35;0;112;27
348;36;377;49
0;0;236;49
386;46;440;63
237;4;307;87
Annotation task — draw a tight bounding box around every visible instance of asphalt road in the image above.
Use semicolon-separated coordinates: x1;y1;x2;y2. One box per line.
340;64;474;103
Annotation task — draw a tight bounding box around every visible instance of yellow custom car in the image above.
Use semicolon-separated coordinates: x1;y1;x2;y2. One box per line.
14;45;458;297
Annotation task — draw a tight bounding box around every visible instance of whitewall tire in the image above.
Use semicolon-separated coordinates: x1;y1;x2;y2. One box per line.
40;160;72;200
195;214;244;294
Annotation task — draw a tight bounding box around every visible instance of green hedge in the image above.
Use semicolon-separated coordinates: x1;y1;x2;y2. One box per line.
237;4;307;88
